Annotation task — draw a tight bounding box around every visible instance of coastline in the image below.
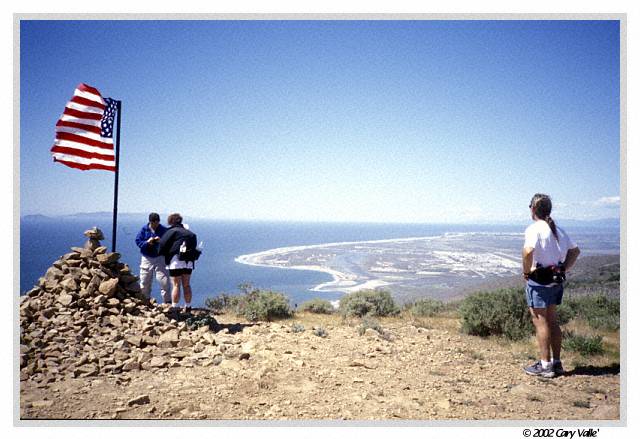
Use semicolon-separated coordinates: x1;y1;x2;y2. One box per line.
233;233;492;294
233;229;618;298
233;235;451;294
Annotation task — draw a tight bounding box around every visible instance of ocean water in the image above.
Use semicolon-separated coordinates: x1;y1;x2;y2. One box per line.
19;217;620;306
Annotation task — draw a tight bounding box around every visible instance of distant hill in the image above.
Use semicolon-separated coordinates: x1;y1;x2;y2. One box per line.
20;214;55;222
21;212;150;222
21;213;621;228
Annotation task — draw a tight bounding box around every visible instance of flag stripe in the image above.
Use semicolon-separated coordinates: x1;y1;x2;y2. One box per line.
66;100;104;115
63;107;103;121
57;113;102;128
70;95;106;111
73;89;105;105
52;151;115;166
56;120;102;135
53;157;117;172
51;145;115;161
55;131;114;150
53;139;115;156
56;125;107;141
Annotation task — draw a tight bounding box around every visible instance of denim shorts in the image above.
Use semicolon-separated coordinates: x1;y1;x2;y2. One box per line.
525;283;564;308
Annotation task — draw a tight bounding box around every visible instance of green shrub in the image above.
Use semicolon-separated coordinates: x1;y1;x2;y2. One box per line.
209;283;293;322
204;293;240;314
291;323;305;333
407;298;445;317
563;331;604;356
313;326;328;338
357;316;384;336
559;294;620;331
239;290;292;322
339;289;400;317
185;314;218;330
459;287;532;340
298;298;335;314
555;304;574;327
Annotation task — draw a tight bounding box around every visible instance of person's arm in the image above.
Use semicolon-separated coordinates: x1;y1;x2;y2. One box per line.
135;228;149;251
564;247;580;272
522;246;534;280
522;225;537;280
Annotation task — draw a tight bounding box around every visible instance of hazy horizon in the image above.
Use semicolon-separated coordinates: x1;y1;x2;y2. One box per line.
20;210;620;227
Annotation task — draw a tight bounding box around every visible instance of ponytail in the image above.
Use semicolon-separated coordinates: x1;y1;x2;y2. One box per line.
545;216;559;242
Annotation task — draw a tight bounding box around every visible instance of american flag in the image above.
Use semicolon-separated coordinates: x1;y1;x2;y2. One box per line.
50;83;118;172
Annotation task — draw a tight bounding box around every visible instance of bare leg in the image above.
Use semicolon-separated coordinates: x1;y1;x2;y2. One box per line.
182;274;192;305
171;276;181;305
529;307;551;362
547;304;562;361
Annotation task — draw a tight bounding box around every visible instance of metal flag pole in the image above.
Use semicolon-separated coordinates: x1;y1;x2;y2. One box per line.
111;100;122;252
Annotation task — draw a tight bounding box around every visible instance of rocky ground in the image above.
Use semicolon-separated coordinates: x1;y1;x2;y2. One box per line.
20;311;620;421
19;230;620;421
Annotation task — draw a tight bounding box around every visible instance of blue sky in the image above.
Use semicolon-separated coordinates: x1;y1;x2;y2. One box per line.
20;19;620;223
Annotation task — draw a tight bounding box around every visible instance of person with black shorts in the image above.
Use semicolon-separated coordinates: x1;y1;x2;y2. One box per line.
158;213;198;313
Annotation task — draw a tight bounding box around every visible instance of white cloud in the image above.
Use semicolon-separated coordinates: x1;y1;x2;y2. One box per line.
595;196;620;207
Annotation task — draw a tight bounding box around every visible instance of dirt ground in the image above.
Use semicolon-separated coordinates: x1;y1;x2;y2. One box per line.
19;312;620;422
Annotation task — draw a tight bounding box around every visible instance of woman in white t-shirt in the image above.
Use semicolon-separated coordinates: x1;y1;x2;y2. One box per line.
522;193;580;378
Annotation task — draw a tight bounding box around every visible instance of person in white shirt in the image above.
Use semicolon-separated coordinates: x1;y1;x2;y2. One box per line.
522;193;580;378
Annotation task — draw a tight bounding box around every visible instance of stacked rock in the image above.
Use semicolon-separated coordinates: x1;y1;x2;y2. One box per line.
20;228;221;384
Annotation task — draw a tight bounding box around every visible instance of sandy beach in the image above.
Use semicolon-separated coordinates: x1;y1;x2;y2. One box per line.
234;232;524;296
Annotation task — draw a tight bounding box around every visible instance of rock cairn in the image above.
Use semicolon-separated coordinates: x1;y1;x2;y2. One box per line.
20;228;224;384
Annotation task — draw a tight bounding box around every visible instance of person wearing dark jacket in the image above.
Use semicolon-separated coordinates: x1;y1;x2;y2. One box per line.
135;212;170;303
158;213;198;312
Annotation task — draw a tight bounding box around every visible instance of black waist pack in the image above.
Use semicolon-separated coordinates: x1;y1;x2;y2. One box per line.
179;248;201;262
529;264;565;285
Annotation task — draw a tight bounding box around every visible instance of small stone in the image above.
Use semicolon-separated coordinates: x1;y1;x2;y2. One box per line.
149;357;169;368
98;278;119;297
57;293;74;307
97;253;120;265
436;399;451;410
135;352;152;365
45;267;64;280
127;394;151;406
158;329;180;345
126;335;143;348
93;246;108;255
31;400;54;409
74;363;99;377
122;360;140;371
114;351;130;362
59;278;78;291
84;227;105;240
142;335;157;346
